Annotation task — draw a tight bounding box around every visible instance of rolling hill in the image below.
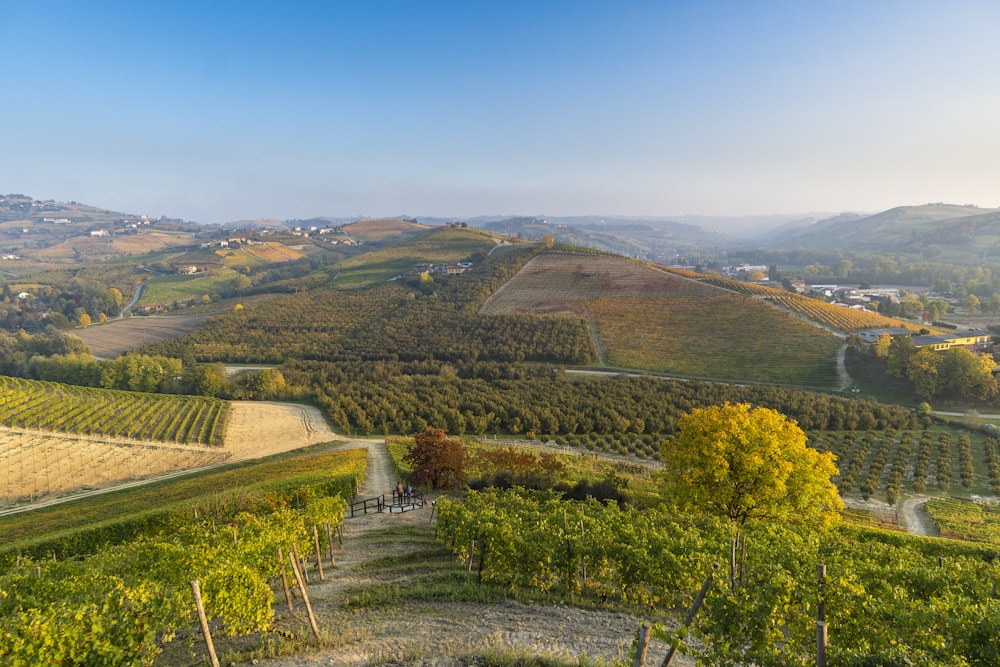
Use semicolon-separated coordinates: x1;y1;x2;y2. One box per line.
768;204;1000;262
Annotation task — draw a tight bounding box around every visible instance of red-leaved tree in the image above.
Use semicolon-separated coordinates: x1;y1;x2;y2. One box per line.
405;428;467;489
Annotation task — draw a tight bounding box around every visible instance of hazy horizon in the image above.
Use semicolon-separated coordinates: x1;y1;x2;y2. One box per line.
3;1;999;223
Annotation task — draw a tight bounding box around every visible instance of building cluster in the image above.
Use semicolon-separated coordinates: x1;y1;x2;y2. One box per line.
858;327;993;353
412;262;473;276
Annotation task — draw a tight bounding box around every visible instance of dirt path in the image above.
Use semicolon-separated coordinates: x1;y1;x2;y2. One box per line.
250;444;692;667
900;495;935;536
835;343;851;391
355;439;398;497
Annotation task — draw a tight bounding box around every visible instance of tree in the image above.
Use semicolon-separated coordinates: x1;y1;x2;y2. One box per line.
660;403;842;528
105;287;123;313
238;368;286;399
926;299;949;322
77;313;91;328
907;348;941;400
872;334;892;360
405;427;467;489
938;348;997;402
963;293;981;315
187;363;227;397
886;335;916;377
988;294;1000;316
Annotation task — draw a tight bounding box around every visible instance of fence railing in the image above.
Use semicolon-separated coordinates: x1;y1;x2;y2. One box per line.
349;489;425;517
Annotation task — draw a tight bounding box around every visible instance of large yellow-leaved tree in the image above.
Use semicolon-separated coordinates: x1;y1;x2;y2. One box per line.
661;403;843;528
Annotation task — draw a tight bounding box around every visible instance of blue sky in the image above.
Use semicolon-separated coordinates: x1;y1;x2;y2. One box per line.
2;1;999;223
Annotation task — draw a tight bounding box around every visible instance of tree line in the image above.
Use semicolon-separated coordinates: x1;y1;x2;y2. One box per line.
302;366;915;438
866;334;998;403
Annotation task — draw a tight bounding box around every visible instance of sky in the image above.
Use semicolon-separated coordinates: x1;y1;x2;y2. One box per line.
2;1;999;224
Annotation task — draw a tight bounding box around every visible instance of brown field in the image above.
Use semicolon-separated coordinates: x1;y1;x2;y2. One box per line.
0;401;337;509
481;251;842;387
70;314;211;357
480;251;722;317
241;241;305;263
34;231;193;261
0;429;229;506
342;218;430;242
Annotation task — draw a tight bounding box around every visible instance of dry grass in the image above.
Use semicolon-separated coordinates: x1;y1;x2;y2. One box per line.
0;401;336;509
0;429;229;506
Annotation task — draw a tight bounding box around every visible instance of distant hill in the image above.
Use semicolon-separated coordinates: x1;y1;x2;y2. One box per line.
479;216;722;262
341;218;431;244
767;204;1000;262
13;192;1000;270
0;194;199;261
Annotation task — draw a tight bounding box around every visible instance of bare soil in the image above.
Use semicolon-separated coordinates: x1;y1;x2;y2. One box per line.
70;314;211;357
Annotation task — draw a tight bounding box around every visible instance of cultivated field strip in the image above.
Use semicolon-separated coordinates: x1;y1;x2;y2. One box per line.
662;266;934;334
764;295;928;333
480;251;723;317
481;251;842;387
0;429;229;507
0;376;229;445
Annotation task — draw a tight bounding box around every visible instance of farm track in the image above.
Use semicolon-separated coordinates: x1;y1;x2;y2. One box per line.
900;495;935;536
250;441;692;667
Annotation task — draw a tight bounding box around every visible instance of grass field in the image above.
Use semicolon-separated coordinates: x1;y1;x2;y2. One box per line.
592;294;842;386
139;266;243;305
341;218;430;243
34;230;196;262
240;241;304;263
333;226;499;287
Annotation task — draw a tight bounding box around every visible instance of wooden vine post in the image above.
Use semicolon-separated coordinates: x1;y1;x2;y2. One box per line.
288;550;321;640
325;523;335;565
662;563;718;667
313;525;325;580
817;563;827;667
190;579;220;667
277;547;294;612
633;622;651;667
291;540;310;584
